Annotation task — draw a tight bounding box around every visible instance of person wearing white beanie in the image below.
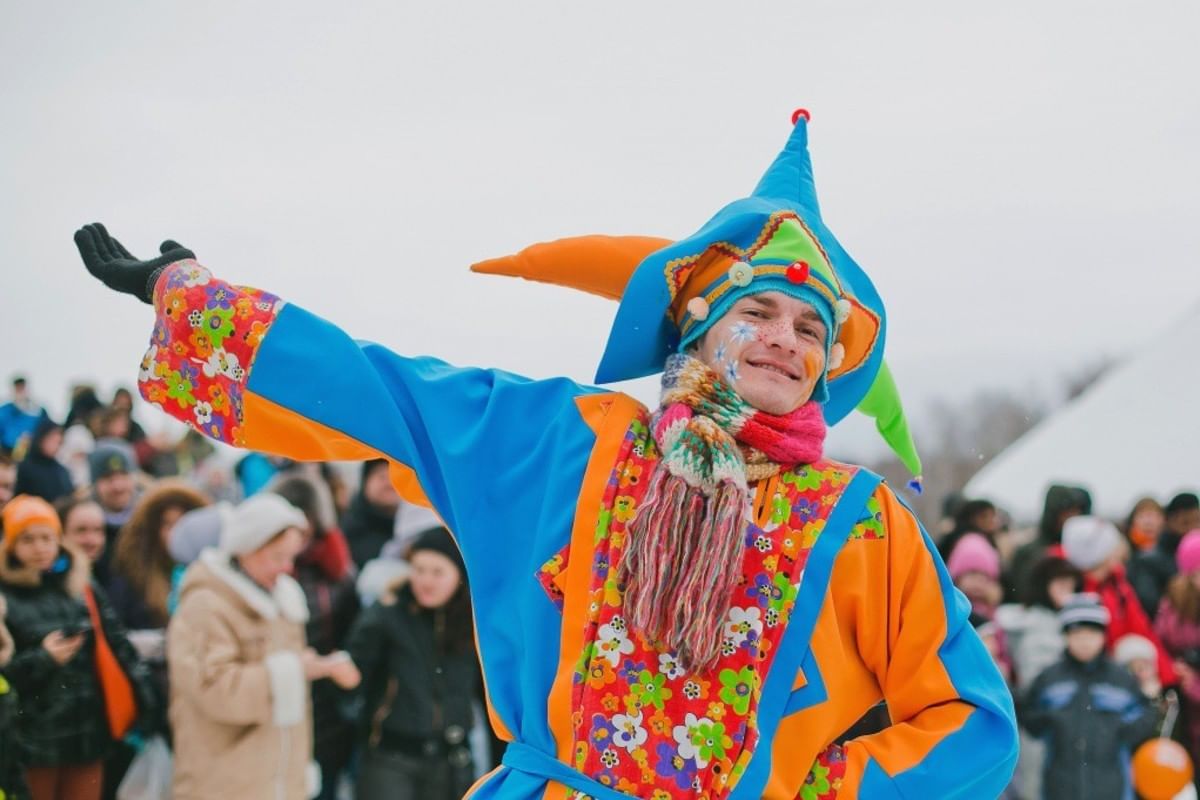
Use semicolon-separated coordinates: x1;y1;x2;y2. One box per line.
1113;634;1163;699
1062;515;1123;574
167;493;360;799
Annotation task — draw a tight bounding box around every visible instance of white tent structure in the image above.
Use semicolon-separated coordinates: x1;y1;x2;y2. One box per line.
965;307;1200;520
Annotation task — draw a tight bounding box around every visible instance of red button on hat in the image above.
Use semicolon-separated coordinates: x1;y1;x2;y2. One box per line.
786;261;810;284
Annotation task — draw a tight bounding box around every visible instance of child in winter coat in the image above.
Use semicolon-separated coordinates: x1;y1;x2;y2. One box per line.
346;526;482;800
1062;514;1177;688
1022;593;1159;800
1155;530;1200;764
0;495;152;800
996;554;1083;800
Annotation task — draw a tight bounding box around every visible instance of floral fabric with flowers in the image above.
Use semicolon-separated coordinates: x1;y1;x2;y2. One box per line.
539;412;870;799
136;261;282;445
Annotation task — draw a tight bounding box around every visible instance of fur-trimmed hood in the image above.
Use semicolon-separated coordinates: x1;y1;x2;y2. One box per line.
179;548;309;624
0;538;91;599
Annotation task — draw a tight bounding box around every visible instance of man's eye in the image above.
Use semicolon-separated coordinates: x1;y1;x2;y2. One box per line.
745;310;766;319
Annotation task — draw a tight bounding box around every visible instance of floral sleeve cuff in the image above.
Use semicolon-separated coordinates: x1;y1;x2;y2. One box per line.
798;742;846;799
138;260;283;446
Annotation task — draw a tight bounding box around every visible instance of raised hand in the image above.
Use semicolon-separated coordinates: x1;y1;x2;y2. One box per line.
74;222;195;304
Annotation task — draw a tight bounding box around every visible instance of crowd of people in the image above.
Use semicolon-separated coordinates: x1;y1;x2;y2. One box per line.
941;485;1200;799
0;376;498;800
1;368;1197;800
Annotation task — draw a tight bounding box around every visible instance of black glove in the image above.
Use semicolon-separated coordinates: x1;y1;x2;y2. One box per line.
74;222;195;305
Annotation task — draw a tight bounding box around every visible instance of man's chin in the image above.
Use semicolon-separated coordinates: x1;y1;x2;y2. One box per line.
738;384;810;416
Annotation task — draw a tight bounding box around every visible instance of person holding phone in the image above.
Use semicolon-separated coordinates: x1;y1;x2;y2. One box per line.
0;495;151;800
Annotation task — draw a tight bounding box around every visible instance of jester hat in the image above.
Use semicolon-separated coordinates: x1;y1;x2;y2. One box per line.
472;110;923;484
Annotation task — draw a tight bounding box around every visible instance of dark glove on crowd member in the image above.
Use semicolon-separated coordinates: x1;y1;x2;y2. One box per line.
74;222;195;304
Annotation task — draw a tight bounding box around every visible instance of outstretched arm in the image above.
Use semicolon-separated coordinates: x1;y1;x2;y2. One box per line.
74;223;600;538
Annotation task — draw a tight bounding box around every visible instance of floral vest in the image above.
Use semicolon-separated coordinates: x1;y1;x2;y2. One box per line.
536;412;881;800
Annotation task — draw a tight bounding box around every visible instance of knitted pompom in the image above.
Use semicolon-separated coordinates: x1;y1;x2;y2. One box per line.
686;296;710;321
828;342;845;371
834;298;852;325
728;261;754;288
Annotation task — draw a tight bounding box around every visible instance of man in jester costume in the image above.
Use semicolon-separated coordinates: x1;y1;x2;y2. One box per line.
74;110;1017;799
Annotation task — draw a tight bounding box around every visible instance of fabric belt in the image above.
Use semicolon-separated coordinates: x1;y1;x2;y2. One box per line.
501;742;634;800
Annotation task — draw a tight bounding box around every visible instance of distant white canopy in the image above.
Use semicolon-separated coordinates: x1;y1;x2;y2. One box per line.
965;308;1200;520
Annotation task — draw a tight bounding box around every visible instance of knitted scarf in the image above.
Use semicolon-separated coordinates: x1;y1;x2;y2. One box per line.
619;354;826;672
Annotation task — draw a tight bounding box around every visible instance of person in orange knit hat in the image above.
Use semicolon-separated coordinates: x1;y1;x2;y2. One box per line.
1;495;153;800
74;109;1016;799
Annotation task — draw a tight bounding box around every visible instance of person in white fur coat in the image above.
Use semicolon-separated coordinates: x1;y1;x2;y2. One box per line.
167;493;359;799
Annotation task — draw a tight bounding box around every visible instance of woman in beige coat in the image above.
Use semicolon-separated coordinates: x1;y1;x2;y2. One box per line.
167;493;358;800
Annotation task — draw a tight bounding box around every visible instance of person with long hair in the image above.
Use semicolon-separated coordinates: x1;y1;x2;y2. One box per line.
109;481;209;633
1125;496;1165;555
1155;529;1200;762
270;474;360;800
346;526;479;800
107;480;209;744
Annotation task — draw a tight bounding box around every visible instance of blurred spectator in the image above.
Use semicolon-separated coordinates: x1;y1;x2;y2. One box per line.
109;481;210;635
1021;593;1158;800
271;475;361;800
14;418;74;503
1062;515;1177;688
1133;493;1200;617
0;454;15;508
947;532;1004;619
167;494;357;799
58;422;95;490
972;613;1012;684
342;459;401;571
63;386;103;431
1007;484;1092;603
1155;530;1200;761
0;376;47;458
937;498;999;563
346;527;480;800
0;593;26;800
1114;634;1164;699
164;503;230;615
108;388;146;446
235;453;287;498
0;495;152;800
320;462;351;518
88;440;140;584
997;554;1083;800
356;503;442;607
1126;497;1166;555
56;498;107;579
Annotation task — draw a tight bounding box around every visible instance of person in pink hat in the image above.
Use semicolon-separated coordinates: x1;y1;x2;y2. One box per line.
1154;529;1200;760
947;533;1004;619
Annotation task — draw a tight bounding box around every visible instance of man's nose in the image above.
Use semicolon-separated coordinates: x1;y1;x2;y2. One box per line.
760;320;799;351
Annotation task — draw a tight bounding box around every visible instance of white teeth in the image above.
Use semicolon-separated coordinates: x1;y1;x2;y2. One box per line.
753;363;795;379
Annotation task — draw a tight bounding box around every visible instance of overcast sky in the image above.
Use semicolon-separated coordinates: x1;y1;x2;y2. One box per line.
2;2;1198;461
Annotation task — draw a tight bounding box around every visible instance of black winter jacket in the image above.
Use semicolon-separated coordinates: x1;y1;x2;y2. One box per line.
1020;652;1158;800
340;492;395;571
346;582;480;751
0;543;153;767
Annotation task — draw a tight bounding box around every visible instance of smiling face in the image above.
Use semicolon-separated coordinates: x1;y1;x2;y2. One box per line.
695;291;828;415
